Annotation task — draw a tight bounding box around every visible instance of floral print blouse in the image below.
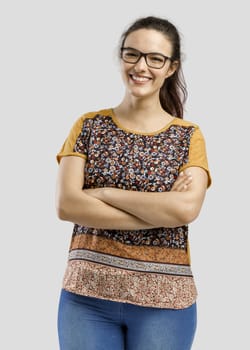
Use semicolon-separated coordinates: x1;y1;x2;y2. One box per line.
56;108;211;309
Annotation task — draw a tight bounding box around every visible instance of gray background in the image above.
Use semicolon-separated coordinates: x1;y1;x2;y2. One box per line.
1;0;249;348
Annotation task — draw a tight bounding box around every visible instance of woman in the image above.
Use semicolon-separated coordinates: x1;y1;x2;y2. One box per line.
56;16;211;350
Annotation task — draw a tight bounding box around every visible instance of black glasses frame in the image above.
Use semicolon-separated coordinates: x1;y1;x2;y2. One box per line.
120;47;172;69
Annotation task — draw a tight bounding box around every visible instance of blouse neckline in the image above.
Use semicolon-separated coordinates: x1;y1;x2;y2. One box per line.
110;108;178;136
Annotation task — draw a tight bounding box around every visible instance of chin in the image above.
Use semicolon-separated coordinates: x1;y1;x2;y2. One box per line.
129;88;156;99
128;86;150;97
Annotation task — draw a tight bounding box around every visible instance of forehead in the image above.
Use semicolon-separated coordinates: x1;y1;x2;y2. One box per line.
124;29;172;55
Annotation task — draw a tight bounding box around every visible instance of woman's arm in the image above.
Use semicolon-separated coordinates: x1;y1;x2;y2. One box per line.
85;167;208;228
56;156;157;230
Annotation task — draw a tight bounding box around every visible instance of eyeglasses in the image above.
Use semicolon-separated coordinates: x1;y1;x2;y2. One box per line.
120;47;172;69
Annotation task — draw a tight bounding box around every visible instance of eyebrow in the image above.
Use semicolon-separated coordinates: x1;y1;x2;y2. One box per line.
123;46;169;57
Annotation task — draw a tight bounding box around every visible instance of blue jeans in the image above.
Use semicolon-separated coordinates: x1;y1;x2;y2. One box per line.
58;289;197;350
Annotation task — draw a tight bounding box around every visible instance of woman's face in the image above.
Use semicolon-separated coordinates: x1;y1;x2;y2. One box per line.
120;29;177;99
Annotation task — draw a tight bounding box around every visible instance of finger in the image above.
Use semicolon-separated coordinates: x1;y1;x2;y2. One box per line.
175;172;191;186
172;174;192;192
172;182;186;192
184;175;192;186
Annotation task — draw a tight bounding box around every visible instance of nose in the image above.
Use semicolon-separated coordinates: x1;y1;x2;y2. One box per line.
134;55;147;71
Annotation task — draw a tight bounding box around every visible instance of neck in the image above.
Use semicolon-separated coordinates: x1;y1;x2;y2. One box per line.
113;93;174;133
116;93;165;120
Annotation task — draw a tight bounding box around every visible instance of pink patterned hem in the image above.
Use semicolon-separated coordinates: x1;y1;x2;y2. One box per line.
62;260;197;309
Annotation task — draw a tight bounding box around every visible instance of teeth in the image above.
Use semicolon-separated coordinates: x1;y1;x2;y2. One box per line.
132;75;149;82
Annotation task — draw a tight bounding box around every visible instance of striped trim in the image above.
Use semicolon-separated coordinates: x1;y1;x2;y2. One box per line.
70;233;190;265
68;249;193;277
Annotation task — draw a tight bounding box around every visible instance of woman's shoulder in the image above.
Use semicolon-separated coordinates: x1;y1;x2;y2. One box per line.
171;116;200;129
79;108;112;121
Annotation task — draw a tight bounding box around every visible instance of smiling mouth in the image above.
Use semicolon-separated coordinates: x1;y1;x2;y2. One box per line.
130;74;152;83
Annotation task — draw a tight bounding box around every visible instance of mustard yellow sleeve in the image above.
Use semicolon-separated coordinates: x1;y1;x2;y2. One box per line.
56;115;88;164
180;126;212;188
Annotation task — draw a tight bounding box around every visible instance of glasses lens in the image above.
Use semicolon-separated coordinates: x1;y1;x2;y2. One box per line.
147;53;166;68
122;49;140;63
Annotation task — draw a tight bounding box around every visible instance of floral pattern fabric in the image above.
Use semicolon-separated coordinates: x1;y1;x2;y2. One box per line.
56;108;211;309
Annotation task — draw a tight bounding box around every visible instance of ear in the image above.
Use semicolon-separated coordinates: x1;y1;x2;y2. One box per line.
165;60;179;79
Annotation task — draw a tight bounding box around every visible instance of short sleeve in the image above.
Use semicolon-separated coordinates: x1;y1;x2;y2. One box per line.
56;115;90;164
180;126;212;188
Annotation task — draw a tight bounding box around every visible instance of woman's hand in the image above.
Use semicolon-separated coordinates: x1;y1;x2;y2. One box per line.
171;171;192;192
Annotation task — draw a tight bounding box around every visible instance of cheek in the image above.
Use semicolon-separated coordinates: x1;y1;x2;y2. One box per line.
156;72;167;85
120;67;128;82
162;64;173;80
157;68;170;85
119;63;131;81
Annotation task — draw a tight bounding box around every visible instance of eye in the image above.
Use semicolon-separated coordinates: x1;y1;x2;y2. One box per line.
148;54;165;63
124;50;139;58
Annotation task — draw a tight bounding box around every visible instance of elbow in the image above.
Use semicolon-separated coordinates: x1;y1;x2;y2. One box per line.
159;204;200;228
56;194;72;221
179;204;200;225
56;204;68;221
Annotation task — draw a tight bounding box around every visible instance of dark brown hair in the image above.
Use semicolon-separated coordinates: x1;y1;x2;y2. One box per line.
120;16;187;119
